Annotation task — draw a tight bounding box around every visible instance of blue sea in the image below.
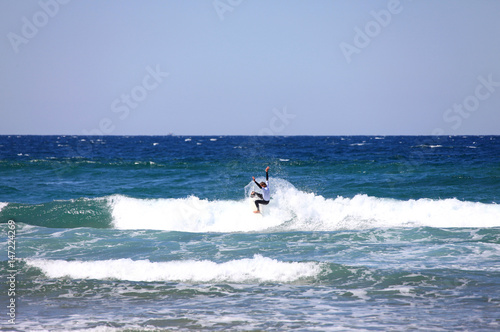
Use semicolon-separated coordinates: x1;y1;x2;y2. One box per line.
1;135;500;331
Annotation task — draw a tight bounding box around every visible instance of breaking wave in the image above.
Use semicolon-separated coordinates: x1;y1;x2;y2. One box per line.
2;179;499;231
25;255;322;283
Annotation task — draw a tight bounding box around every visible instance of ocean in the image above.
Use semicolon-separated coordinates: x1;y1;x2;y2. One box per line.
1;135;499;331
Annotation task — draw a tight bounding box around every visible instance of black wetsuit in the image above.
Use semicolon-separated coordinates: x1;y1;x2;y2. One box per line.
253;170;270;211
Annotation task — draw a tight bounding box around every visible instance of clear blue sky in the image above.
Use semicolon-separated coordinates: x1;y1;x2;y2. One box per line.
1;0;499;135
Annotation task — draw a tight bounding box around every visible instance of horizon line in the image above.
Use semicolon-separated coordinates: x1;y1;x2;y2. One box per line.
1;134;499;137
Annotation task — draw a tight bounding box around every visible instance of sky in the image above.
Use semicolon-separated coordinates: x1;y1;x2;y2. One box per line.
1;0;499;135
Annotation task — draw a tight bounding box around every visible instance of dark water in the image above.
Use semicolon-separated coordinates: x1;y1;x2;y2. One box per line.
1;135;499;331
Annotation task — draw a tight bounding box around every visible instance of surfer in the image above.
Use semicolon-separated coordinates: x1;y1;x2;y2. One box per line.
251;166;270;213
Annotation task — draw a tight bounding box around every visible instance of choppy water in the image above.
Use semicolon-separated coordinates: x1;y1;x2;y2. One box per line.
1;135;499;331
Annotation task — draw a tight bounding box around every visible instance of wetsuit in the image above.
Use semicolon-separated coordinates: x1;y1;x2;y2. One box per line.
253;170;270;211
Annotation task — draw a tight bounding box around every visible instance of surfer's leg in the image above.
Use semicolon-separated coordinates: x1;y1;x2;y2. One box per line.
255;199;266;211
254;199;269;212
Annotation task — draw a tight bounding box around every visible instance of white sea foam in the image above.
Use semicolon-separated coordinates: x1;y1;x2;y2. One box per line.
107;194;284;232
0;202;7;212
26;255;321;283
415;144;443;148
105;179;500;232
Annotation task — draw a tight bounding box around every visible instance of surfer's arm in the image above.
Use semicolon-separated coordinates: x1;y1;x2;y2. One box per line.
265;167;269;181
252;176;262;189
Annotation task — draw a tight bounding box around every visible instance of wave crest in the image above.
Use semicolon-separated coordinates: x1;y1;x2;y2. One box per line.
3;179;499;231
108;179;500;231
26;255;322;283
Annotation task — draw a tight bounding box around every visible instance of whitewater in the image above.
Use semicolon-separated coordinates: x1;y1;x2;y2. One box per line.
107;179;500;232
25;255;323;283
3;178;499;232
